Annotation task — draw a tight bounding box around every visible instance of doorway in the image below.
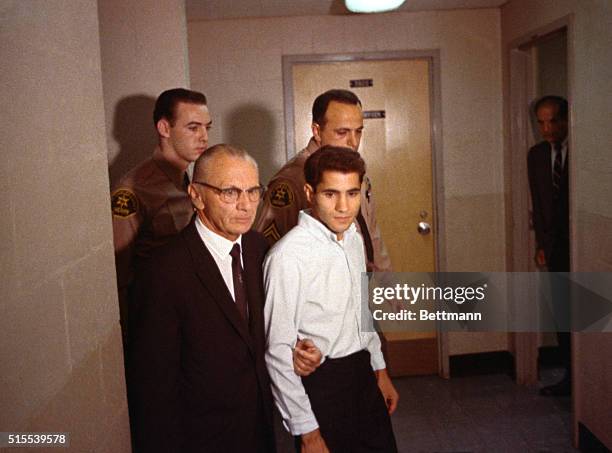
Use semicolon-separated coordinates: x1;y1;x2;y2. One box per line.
508;19;572;386
283;51;445;376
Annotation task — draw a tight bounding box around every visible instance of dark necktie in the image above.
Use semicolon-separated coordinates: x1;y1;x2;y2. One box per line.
229;243;248;322
552;142;563;199
183;173;190;191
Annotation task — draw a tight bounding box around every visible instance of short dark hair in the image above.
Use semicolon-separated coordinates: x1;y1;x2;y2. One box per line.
312;89;362;126
534;95;568;120
153;88;207;126
304;146;366;190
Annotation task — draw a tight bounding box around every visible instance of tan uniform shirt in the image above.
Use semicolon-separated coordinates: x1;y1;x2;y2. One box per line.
111;147;194;333
254;138;392;272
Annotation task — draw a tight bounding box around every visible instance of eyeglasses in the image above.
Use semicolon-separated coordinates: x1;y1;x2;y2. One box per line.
192;181;265;203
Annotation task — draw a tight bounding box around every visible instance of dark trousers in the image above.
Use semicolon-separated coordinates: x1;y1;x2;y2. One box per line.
548;237;571;378
296;350;397;453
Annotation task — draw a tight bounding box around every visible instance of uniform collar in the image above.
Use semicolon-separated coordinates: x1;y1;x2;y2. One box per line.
152;146;188;191
297;209;357;244
303;137;320;157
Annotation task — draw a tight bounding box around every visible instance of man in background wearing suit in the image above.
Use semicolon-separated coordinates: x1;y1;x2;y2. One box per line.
128;144;275;452
527;95;570;396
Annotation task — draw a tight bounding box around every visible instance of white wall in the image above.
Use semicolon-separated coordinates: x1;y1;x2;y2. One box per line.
0;1;130;451
502;0;612;448
188;9;506;273
99;0;191;186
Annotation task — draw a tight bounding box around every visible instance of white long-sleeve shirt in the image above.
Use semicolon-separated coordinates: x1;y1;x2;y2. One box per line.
263;210;386;436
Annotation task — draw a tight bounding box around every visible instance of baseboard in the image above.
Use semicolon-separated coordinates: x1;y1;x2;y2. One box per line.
449;351;515;378
380;336;438;377
578;422;612;453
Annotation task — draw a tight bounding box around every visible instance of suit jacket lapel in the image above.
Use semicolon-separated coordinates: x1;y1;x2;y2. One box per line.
182;221;254;354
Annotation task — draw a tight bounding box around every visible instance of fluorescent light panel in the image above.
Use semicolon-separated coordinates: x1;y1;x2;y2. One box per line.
345;0;406;13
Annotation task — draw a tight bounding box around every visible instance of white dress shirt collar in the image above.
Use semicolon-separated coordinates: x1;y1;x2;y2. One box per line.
194;216;244;301
195;216;242;256
550;137;569;172
298;209;357;244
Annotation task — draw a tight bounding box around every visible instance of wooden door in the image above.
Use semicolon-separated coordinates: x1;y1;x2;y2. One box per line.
291;58;437;375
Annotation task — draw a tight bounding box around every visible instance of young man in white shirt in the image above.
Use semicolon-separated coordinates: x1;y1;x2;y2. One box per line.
264;146;398;453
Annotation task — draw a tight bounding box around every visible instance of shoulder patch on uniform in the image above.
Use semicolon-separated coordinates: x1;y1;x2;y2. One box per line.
269;182;294;208
111;188;138;218
262;222;281;244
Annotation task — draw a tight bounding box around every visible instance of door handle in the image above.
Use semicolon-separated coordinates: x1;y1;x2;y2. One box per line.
417;221;431;235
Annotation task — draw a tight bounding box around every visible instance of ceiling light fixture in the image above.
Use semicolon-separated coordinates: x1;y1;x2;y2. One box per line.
345;0;406;13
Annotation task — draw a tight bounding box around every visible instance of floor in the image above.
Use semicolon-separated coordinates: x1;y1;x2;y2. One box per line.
274;367;578;453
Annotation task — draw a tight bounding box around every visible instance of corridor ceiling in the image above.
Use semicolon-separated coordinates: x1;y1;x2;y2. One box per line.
186;0;508;21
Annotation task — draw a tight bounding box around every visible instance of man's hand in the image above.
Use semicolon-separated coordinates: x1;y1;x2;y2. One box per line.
301;428;330;453
535;249;547;268
375;368;399;414
293;339;322;377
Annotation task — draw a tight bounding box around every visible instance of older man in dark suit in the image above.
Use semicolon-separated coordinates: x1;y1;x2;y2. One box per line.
127;144;275;452
527;95;570;396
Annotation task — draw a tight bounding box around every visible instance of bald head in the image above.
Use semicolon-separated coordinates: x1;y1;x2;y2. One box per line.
534;96;569;144
189;144;260;241
193;144;258;182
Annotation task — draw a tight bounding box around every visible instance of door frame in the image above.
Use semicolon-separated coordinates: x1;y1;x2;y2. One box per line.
282;50;448;376
506;15;575;386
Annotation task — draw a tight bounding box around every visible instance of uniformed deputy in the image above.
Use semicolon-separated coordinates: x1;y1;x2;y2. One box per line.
254;89;392;272
111;88;212;342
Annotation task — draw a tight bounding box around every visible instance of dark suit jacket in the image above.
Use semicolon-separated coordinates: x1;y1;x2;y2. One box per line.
127;220;275;453
527;140;569;270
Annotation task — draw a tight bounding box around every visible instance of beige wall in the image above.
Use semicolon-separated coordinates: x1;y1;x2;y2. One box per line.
99;0;190;186
0;1;130;452
502;0;612;448
188;9;506;273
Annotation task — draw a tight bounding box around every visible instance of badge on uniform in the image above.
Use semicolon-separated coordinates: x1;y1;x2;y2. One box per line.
262;222;281;243
111;188;138;218
269;182;294;208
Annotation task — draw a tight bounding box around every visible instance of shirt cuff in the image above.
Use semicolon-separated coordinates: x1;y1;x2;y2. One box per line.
284;415;319;436
370;350;386;371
